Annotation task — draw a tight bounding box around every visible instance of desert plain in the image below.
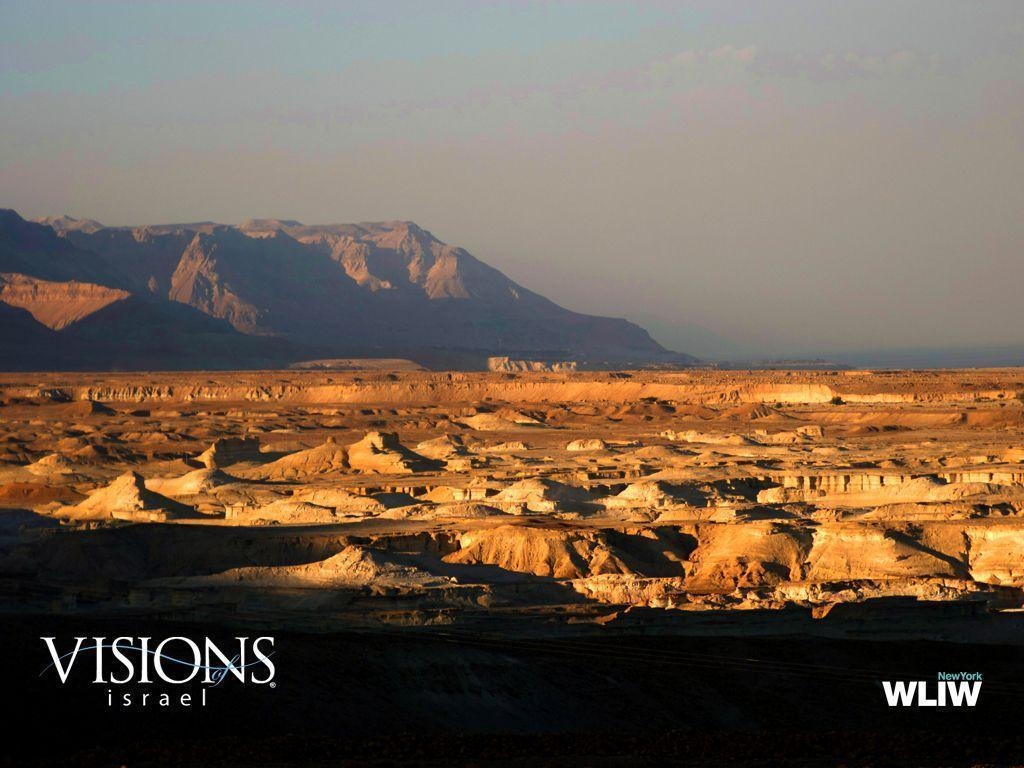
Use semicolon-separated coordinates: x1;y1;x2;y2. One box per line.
3;366;1024;637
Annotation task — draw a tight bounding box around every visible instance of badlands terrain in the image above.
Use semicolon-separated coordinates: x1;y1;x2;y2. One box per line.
3;367;1024;639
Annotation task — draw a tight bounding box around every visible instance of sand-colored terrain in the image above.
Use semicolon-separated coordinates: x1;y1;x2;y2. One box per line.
2;368;1024;636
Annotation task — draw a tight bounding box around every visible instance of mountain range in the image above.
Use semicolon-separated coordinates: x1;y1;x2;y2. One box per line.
0;209;692;370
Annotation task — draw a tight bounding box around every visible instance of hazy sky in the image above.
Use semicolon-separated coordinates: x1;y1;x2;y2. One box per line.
2;1;1023;359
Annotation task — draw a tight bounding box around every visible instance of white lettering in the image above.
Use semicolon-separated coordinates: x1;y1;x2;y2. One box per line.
109;637;135;685
41;636;84;684
946;681;982;707
883;680;917;706
153;637;201;684
250;636;276;684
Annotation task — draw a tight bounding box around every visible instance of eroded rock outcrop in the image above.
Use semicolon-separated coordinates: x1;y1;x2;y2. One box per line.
57;471;195;522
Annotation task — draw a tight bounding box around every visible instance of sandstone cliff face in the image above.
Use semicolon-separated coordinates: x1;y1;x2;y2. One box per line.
446;525;639;579
0;273;129;330
306;222;484;299
167;227;371;339
168;231;267;333
804;524;965;582
965;526;1024;585
488;357;578;372
685;523;812;593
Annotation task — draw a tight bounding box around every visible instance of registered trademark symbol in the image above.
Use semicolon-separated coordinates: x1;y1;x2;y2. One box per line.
270;682;276;688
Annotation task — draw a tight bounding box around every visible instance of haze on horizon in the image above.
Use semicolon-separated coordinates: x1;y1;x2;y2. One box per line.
2;1;1022;363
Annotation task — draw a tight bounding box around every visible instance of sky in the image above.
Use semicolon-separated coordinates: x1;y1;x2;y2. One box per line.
2;1;1023;360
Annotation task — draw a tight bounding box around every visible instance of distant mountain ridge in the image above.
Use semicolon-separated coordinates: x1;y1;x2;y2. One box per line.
0;209;693;370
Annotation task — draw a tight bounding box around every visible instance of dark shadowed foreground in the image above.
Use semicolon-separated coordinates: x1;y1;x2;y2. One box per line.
6;615;1024;768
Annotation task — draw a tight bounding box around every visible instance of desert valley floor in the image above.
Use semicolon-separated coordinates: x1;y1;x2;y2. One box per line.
4;368;1024;630
5;368;1024;765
